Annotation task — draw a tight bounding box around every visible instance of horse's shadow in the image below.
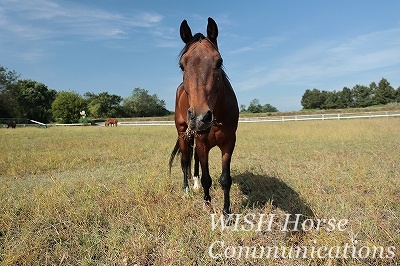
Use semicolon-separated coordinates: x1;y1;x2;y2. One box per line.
233;171;315;219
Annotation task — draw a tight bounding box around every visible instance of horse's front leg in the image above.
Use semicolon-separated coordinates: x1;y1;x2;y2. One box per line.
219;135;236;216
193;150;200;190
196;144;212;203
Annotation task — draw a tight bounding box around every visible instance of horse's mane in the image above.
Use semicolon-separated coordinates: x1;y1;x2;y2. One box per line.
179;33;206;59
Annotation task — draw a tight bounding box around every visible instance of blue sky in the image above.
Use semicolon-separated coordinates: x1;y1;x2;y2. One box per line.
1;1;400;112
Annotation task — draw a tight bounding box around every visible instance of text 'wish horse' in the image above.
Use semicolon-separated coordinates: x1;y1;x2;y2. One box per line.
169;17;239;217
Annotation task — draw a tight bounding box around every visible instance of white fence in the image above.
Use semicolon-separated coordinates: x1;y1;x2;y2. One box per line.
30;119;47;127
117;110;400;126
239;110;400;123
7;110;396;127
118;121;175;126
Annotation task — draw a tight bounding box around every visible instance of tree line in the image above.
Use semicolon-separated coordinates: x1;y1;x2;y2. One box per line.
240;99;278;113
0;66;170;123
301;78;400;110
1;65;281;124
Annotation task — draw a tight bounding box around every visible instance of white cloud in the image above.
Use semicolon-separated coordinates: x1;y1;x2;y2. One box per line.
237;26;400;91
0;0;163;41
0;0;170;63
228;36;287;54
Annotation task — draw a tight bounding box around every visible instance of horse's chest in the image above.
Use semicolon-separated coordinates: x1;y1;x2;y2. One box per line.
204;128;226;147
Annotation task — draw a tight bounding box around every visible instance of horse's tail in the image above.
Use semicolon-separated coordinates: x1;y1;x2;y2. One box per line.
169;138;181;176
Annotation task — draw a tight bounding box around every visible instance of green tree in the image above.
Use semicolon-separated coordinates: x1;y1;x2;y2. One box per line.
323;91;339;109
0;66;20;92
352;84;373;108
396;86;400;103
239;104;247;113
15;79;56;122
369;81;378;101
123;88;170;117
84;92;123;118
301;88;325;109
52;91;86;123
336;87;354;108
247;99;263;113
373;78;396;105
261;103;278;112
246;99;278;113
300;78;399;110
0;66;20;117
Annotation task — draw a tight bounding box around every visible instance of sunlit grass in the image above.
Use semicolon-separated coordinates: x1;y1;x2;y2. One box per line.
0;119;399;265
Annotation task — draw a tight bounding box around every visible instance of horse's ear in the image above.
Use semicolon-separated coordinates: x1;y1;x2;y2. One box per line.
180;19;193;44
207;17;218;44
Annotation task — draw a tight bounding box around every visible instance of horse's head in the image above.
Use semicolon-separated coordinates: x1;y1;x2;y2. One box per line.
179;17;224;132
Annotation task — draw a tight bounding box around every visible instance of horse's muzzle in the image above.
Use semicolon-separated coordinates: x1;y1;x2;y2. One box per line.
188;109;213;132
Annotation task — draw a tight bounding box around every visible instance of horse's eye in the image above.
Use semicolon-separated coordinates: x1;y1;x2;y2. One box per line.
179;63;184;71
216;58;223;70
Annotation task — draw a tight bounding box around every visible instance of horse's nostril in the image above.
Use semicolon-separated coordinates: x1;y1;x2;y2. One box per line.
188;109;196;121
202;110;213;123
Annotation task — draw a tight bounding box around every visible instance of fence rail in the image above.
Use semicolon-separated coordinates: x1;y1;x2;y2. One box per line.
239;110;400;123
117;110;400;126
2;110;399;127
118;121;175;126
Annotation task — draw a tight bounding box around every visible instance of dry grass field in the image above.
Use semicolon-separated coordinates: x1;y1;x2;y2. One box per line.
0;118;399;265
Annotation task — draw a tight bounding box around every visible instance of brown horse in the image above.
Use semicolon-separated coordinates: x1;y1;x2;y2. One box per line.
7;120;16;129
169;17;239;217
105;118;118;127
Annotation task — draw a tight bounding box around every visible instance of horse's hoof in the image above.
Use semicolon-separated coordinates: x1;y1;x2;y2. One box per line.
185;186;189;195
204;195;211;202
193;176;200;190
223;210;233;226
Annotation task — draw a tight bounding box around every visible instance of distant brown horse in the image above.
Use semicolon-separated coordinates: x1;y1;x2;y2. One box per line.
169;18;239;217
7;120;16;129
105;118;118;127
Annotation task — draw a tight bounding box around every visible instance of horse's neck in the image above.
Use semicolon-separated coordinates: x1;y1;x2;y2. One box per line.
214;78;238;119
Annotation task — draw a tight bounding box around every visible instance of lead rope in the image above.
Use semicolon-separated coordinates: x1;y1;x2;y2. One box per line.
178;119;222;141
179;128;195;141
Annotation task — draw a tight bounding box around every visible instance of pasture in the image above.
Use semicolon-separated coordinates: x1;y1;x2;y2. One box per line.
0;119;399;265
